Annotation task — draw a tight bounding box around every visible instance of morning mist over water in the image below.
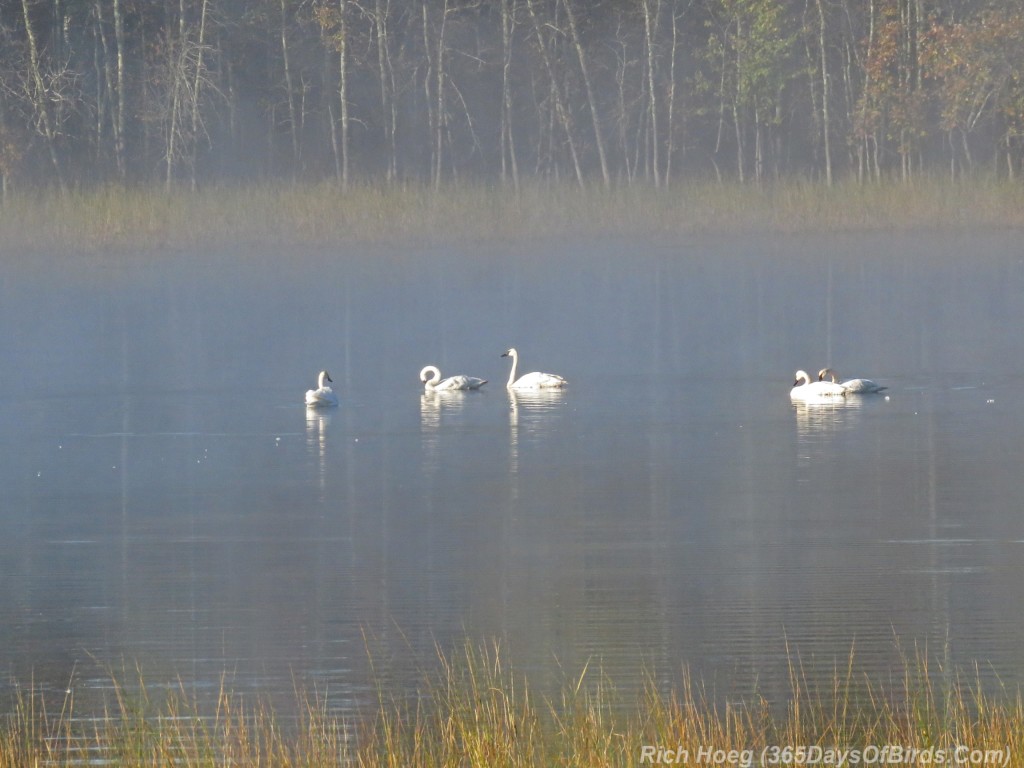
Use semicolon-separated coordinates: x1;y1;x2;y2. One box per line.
2;231;1024;715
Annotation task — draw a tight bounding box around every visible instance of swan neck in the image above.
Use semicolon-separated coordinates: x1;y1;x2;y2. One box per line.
506;351;518;388
421;366;441;389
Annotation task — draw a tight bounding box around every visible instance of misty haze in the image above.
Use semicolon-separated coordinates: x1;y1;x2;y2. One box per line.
3;0;1024;762
4;232;1024;719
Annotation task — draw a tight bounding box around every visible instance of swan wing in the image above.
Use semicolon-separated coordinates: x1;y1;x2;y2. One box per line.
841;378;886;393
306;386;339;407
511;371;567;389
436;374;488;391
455;376;488;390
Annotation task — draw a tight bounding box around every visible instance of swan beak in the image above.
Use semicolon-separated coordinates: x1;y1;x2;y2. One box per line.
500;351;509;358
326;373;333;382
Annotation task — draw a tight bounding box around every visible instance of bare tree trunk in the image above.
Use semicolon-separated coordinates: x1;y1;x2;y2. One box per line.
614;42;635;184
374;0;396;181
733;102;744;183
421;2;435;182
641;0;660;187
960;128;972;174
162;0;212;190
280;0;300;176
337;0;349;188
713;41;727;178
754;108;763;183
525;0;583;188
0;98;13;204
664;3;683;185
94;0;114;158
562;0;609;188
499;0;519;190
434;0;450;189
113;0;126;180
861;0;876;182
188;0;209;191
815;0;832;185
164;5;183;189
21;0;66;193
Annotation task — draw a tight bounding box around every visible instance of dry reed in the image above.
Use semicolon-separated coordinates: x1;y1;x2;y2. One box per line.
1;641;1022;767
1;178;1022;254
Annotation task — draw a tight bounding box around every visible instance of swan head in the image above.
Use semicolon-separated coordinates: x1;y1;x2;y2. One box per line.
501;348;517;359
317;370;333;387
817;368;839;383
793;370;811;387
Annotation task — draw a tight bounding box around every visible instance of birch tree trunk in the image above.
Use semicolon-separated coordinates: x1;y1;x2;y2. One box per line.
113;0;126;179
499;0;520;190
562;0;609;188
280;0;300;176
641;0;661;186
525;0;583;187
188;0;209;190
337;0;349;188
94;0;115;162
374;0;396;181
664;3;682;185
815;0;832;185
21;0;67;193
431;0;450;190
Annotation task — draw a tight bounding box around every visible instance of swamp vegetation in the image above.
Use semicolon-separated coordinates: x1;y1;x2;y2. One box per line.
2;178;1024;253
1;643;1022;767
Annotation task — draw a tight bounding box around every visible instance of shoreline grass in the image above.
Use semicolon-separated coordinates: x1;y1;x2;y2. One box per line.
2;643;1022;767
1;178;1023;254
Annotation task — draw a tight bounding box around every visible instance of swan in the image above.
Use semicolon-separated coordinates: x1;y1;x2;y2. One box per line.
305;370;339;407
501;348;567;389
791;369;846;400
419;365;487;391
818;368;887;394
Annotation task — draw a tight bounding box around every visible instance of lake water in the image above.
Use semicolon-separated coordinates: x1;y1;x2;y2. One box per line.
2;233;1024;716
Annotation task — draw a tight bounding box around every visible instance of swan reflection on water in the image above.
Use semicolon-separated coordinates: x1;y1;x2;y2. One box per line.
792;395;864;439
304;406;331;445
304;406;332;491
419;389;486;472
507;387;568;425
419;389;477;431
507;388;567;478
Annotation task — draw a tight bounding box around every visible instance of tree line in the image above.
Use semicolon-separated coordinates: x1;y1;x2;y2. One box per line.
1;0;1022;195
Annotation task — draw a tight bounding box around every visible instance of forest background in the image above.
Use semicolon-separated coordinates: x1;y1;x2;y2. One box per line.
1;0;1022;197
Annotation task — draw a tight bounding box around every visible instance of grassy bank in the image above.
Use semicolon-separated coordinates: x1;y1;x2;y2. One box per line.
1;178;1023;253
2;644;1021;767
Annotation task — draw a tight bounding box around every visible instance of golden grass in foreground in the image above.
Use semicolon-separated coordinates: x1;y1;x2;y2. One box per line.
1;178;1023;253
1;643;1022;767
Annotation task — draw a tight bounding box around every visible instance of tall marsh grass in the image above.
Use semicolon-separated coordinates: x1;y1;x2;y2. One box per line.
2;178;1022;253
2;642;1022;767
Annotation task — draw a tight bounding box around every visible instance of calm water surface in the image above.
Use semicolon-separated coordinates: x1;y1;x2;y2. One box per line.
2;233;1024;714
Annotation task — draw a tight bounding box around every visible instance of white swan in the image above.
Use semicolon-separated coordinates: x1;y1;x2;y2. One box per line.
419;365;487;391
501;348;567;389
305;370;339;407
818;368;887;394
791;369;846;400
